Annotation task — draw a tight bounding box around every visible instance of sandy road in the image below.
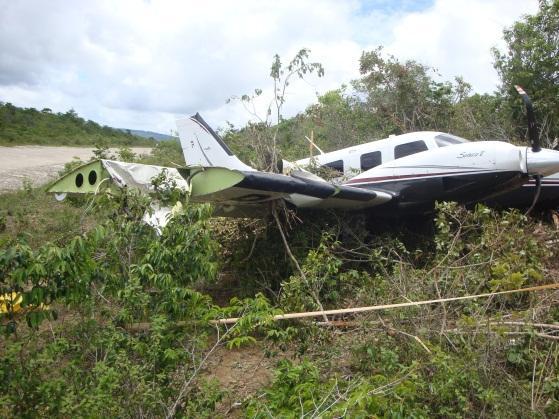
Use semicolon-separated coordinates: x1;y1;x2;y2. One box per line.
0;146;152;191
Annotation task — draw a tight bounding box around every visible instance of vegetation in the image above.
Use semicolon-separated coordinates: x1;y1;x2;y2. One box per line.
493;0;559;146
225;1;558;160
1;1;558;417
0;103;156;146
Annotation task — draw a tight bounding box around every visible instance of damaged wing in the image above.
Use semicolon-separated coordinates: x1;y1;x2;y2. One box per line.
47;159;394;216
46;159;189;196
185;166;393;216
46;113;395;217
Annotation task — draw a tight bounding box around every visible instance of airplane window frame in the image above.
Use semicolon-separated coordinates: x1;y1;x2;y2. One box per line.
322;159;344;173
360;151;382;171
394;140;428;159
435;134;468;147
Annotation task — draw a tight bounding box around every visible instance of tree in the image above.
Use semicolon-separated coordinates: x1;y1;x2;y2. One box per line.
493;0;559;145
227;48;324;171
352;47;458;136
450;93;513;140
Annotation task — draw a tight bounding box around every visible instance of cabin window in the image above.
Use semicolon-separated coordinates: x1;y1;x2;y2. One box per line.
360;151;382;171
394;140;428;159
322;160;344;173
435;134;468;147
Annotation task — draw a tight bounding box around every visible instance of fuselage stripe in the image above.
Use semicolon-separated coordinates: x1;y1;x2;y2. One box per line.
346;169;496;185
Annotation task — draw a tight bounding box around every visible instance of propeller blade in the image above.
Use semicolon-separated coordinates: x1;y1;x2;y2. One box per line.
525;175;542;216
514;85;540;152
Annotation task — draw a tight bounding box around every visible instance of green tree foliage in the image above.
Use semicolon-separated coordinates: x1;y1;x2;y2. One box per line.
226;48;324;170
225;45;521;165
2;175;559;417
0;191;224;416
0;102;155;146
493;0;559;144
354;46;459;135
304;88;378;150
450;93;514;140
255;87;379;160
244;204;559;417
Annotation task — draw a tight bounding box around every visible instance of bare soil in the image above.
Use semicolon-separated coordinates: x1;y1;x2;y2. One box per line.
203;344;291;417
0;146;151;191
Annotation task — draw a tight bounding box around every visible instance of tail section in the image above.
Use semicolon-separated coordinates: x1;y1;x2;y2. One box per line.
176;113;254;171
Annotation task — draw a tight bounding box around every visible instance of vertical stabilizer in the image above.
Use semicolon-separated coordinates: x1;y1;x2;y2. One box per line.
176;113;254;171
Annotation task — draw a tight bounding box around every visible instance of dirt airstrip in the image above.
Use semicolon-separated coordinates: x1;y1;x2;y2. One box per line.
0;146;151;191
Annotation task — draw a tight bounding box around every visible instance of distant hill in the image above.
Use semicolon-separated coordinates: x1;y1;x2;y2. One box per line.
0;102;156;147
121;129;177;142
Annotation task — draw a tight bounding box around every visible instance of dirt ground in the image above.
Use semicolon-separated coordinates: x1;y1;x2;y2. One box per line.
203;343;290;417
0;146;151;191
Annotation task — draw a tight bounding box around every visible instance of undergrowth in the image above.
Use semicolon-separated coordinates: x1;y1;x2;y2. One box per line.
1;189;558;417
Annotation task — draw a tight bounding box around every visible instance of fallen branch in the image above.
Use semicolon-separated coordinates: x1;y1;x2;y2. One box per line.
124;285;559;332
489;321;559;331
444;329;559;341
212;283;559;325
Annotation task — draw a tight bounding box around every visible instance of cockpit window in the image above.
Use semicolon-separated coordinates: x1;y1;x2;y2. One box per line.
394;140;428;159
360;151;382;171
435;134;468;147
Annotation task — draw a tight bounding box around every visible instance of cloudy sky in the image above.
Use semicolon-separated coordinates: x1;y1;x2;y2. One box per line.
0;0;538;134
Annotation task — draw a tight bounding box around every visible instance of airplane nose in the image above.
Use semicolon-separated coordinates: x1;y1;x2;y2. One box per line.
526;148;559;177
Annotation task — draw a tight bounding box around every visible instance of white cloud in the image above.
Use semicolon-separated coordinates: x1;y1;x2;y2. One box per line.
386;0;539;93
0;0;539;133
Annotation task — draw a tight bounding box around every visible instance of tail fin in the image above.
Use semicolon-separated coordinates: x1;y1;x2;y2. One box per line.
176;113;253;171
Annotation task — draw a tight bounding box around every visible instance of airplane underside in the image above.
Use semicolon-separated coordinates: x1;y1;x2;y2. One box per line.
483;180;559;210
356;170;529;215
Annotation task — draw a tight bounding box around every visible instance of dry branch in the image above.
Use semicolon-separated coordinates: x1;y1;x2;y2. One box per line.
212;283;559;325
125;285;559;331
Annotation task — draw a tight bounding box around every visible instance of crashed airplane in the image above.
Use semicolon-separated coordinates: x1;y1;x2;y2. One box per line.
47;87;559;225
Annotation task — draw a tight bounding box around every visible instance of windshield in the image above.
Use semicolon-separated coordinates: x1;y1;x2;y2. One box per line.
435;134;469;147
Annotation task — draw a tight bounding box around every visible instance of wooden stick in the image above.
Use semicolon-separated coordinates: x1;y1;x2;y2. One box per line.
444;330;559;341
211;283;559;325
489;321;559;330
125;285;559;331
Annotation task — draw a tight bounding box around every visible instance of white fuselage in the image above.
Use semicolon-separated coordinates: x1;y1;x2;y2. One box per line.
293;131;559;186
347;141;525;187
291;131;559;211
294;131;458;175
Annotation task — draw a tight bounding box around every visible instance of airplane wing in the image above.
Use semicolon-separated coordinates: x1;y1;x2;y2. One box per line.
46;159;190;196
185;166;393;215
46;113;395;217
47;159;394;216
